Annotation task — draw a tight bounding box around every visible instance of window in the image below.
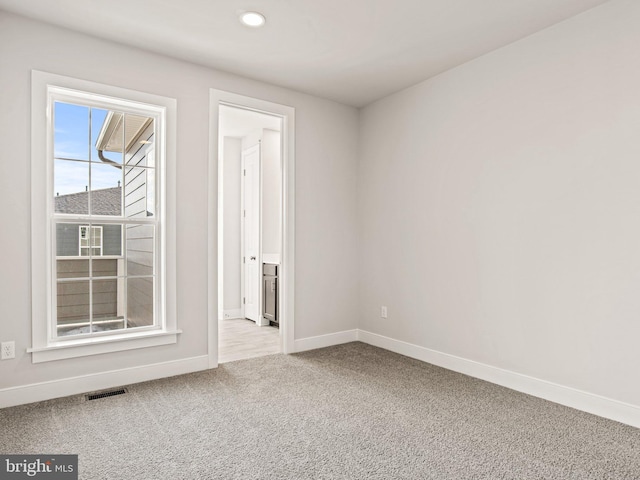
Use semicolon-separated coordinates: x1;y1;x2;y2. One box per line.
52;97;159;339
79;225;103;256
30;71;178;362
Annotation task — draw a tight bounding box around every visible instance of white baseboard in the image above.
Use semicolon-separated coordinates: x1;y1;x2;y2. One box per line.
5;330;638;429
0;355;210;409
294;329;358;353
222;309;243;320
357;330;640;429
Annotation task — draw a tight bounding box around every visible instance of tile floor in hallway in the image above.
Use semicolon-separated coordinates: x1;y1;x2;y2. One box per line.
218;317;280;363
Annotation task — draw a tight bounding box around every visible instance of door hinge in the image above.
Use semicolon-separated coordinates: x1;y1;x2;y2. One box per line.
243;297;246;305
243;169;246;176
243;209;246;218
243;256;245;264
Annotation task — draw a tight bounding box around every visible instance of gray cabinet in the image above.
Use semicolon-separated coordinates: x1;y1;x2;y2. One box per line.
262;263;278;326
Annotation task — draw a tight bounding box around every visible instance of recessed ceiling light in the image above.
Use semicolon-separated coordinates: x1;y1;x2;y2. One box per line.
240;11;266;28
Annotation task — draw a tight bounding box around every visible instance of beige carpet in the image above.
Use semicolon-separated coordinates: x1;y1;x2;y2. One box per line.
1;342;639;479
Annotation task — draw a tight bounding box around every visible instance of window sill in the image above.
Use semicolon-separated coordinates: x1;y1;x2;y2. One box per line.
28;329;182;363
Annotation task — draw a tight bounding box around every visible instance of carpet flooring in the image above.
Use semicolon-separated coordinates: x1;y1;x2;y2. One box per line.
1;342;639;479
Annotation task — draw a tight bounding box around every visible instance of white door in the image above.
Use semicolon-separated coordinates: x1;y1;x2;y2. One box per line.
242;144;261;322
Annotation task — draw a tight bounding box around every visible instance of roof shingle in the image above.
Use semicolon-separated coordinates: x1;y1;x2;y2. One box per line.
55;187;122;216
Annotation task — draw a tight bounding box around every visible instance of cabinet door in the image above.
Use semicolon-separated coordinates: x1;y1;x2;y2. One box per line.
263;277;277;321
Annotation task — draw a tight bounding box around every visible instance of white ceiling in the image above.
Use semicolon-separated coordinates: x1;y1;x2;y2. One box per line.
0;0;610;107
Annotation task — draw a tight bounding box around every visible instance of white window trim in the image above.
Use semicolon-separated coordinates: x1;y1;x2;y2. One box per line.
30;70;179;363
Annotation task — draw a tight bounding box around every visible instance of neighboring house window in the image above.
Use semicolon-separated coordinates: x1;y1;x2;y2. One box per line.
79;225;103;256
30;71;178;362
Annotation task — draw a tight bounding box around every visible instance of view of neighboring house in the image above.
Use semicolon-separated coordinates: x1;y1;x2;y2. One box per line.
55;185;122;216
53;112;155;337
55;187;123;335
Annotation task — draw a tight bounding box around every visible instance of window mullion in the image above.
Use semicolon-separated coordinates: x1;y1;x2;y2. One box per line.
123;220;128;331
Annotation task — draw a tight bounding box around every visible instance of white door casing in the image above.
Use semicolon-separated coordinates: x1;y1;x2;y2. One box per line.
242;144;261;323
210;88;296;368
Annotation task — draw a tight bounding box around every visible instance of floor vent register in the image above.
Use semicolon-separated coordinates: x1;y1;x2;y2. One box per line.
85;388;128;401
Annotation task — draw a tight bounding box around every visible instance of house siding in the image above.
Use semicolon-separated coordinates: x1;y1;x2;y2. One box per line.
124;123;155;327
56;224;122;257
124;125;154;218
56;260;118;323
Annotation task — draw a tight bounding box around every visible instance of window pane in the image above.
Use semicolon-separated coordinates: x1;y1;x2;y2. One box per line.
91;108;123;165
126;224;154;276
92;227;102;247
90;162;122;216
57;280;90;336
92;279;123;333
124;167;154;218
54;160;89;214
57;259;89;279
57;225;116;261
92;258;119;278
54;102;89;161
79;226;89;248
56;223;80;258
103;224;122;256
127;277;153;328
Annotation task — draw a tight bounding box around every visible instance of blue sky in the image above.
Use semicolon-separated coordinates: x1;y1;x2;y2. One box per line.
54;102;123;196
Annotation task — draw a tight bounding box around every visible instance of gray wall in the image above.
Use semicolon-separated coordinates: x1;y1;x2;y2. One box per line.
358;0;640;407
0;10;359;392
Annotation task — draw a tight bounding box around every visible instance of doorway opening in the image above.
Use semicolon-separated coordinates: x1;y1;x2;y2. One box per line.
210;91;295;366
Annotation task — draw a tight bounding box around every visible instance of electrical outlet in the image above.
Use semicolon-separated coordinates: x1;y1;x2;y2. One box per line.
381;306;388;319
1;341;15;360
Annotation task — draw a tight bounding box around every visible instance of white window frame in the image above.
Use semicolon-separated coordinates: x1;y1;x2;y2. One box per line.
30;71;179;363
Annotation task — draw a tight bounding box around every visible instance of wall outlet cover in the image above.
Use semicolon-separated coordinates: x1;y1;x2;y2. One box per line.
1;341;15;360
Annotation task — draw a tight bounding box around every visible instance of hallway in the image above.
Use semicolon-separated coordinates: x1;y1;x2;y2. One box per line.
218;318;280;363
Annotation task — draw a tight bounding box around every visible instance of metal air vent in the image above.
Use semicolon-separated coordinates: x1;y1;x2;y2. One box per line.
85;387;128;401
